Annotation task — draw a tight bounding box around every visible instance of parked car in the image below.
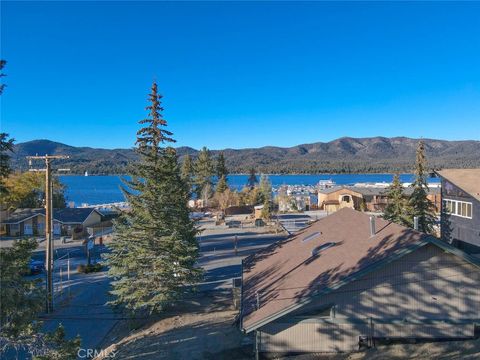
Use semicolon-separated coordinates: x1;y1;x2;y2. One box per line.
28;259;45;275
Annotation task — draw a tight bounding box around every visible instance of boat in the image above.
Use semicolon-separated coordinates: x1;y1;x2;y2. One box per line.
84;171;89;177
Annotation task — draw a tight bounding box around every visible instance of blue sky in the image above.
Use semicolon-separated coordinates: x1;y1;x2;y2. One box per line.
1;1;479;149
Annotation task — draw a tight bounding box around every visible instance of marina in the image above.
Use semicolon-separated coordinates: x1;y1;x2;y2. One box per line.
59;174;440;207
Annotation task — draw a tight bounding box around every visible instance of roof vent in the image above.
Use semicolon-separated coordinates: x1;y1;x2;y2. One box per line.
369;216;376;237
311;242;336;256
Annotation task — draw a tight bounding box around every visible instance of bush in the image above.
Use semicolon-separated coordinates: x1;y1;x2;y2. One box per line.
77;263;103;274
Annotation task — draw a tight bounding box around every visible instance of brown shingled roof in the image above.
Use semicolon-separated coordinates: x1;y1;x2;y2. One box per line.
436;169;480;201
241;208;434;332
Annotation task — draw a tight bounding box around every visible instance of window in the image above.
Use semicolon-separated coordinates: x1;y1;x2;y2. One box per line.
443;199;473;219
341;195;351;203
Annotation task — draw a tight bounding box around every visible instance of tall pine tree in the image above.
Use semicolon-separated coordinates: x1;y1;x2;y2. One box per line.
180;154;194;192
215;152;228;193
194;147;214;200
441;203;454;244
383;173;409;226
216;175;228;194
258;174;272;204
0;133;14;196
104;82;201;314
0;61;14;195
216;152;228;179
247;167;258;189
407;141;436;234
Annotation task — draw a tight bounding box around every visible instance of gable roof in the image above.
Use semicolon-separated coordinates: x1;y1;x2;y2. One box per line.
436;169;480;202
240;208;479;333
53;208;100;224
2;208;45;224
1;208;100;225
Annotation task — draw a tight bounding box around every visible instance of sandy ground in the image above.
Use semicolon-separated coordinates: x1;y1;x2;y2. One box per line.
97;291;251;360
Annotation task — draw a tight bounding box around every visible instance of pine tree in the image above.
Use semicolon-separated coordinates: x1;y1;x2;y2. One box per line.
180;154;194;192
407;141;437;234
0;59;6;95
0;61;14;196
0;239;44;343
216;152;228;179
194;147;214;199
258;174;272;204
0;239;81;356
216;175;228;194
0;133;14;195
104;82;201;314
247;167;258;189
260;198;272;221
383;173;409;226
441;203;454;244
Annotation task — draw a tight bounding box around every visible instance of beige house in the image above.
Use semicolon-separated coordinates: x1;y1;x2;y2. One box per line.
2;208;102;239
318;187;364;213
241;209;480;354
318;186;441;213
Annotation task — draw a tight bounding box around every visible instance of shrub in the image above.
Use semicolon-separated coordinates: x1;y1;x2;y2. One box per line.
77;263;103;274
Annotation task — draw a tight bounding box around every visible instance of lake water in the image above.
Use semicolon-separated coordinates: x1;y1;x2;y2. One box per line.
59;174;440;206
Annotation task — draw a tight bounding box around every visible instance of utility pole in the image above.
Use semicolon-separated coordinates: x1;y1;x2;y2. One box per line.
27;154;69;313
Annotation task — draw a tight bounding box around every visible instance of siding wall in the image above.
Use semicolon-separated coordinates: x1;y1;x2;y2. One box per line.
259;244;480;353
441;179;480;253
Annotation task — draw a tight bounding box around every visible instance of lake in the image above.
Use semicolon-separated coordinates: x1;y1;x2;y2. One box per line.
59;174;440;206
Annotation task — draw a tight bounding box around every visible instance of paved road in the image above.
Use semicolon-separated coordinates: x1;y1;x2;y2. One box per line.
198;232;286;290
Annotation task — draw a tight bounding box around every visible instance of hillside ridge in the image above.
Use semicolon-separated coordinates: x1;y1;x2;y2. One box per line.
10;137;480;174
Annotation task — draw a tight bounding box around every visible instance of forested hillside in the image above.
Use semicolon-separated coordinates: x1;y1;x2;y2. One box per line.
10;137;480;174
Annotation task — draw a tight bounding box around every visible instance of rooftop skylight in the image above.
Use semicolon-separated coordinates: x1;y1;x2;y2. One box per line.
302;231;321;243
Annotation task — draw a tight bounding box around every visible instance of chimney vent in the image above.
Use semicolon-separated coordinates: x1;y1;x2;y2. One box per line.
414;216;419;231
369;216;376;237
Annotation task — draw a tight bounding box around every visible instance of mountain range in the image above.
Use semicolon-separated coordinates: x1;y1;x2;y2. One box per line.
9;137;480;174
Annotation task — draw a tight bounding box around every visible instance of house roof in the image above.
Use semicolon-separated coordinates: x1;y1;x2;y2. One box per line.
2;208;100;225
2;208;44;224
240;208;477;333
436;169;480;202
53;208;100;224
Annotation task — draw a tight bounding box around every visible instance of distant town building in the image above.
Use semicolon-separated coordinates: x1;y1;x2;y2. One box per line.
240;208;480;354
318;186;440;213
436;169;480;254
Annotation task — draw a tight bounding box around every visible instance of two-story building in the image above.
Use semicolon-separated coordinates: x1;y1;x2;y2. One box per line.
318;186;440;214
436;169;480;254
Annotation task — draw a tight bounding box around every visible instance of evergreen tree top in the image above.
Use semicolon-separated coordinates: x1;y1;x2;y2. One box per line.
412;140;429;189
136;82;175;158
216;152;228;179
